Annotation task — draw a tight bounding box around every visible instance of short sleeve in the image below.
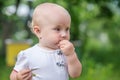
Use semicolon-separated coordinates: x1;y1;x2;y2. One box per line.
14;51;29;72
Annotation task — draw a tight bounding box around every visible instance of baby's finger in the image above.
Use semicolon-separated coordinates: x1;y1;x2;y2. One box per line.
59;44;65;49
24;72;32;80
21;69;31;75
59;40;66;45
22;73;29;79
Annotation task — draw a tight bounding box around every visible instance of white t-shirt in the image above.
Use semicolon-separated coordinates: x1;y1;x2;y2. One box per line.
14;44;69;80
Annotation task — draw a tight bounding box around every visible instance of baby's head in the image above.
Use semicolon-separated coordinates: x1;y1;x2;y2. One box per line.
32;3;71;28
31;3;71;50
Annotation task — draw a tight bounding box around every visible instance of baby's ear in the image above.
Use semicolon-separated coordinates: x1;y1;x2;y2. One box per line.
33;26;41;38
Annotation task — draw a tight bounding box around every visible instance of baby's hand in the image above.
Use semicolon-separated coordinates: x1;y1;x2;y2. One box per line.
59;40;75;56
17;69;32;80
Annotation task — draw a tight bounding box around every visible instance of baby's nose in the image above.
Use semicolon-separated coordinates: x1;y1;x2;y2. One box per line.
61;32;67;37
60;32;68;40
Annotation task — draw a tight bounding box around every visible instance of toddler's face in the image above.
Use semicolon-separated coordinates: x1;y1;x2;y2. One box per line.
39;13;71;50
33;3;71;50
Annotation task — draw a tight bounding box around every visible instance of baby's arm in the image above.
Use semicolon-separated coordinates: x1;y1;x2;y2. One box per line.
10;69;32;80
59;40;82;78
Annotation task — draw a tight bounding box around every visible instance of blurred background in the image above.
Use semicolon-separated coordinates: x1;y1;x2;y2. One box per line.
0;0;120;80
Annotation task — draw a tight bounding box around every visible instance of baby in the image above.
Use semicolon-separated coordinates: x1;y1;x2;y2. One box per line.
10;2;82;80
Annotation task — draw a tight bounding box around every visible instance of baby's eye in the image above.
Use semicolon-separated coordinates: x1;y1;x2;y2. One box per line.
66;27;69;31
54;28;60;31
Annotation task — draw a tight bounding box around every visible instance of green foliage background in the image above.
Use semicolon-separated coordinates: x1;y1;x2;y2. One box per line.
0;0;120;80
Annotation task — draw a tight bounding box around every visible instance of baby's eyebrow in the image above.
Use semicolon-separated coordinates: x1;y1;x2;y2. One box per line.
52;25;61;28
53;24;70;29
65;26;70;29
56;25;70;28
56;25;61;27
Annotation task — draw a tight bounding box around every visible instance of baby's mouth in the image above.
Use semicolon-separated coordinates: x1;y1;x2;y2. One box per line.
56;40;61;47
56;43;60;48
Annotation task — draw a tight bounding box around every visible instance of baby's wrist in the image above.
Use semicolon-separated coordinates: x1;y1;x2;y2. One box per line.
65;51;75;57
61;48;75;56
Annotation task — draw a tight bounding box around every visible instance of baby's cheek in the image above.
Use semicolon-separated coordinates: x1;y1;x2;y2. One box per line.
66;36;70;40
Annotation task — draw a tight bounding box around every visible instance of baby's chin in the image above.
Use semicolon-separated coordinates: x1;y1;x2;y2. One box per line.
52;44;60;50
52;45;60;50
45;44;59;50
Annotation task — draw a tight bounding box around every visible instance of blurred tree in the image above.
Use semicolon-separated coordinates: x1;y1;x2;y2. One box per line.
0;0;22;56
0;0;120;79
0;0;120;70
0;1;12;56
65;0;80;40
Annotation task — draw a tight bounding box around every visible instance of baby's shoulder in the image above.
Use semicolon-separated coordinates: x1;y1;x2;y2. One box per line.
23;44;38;53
